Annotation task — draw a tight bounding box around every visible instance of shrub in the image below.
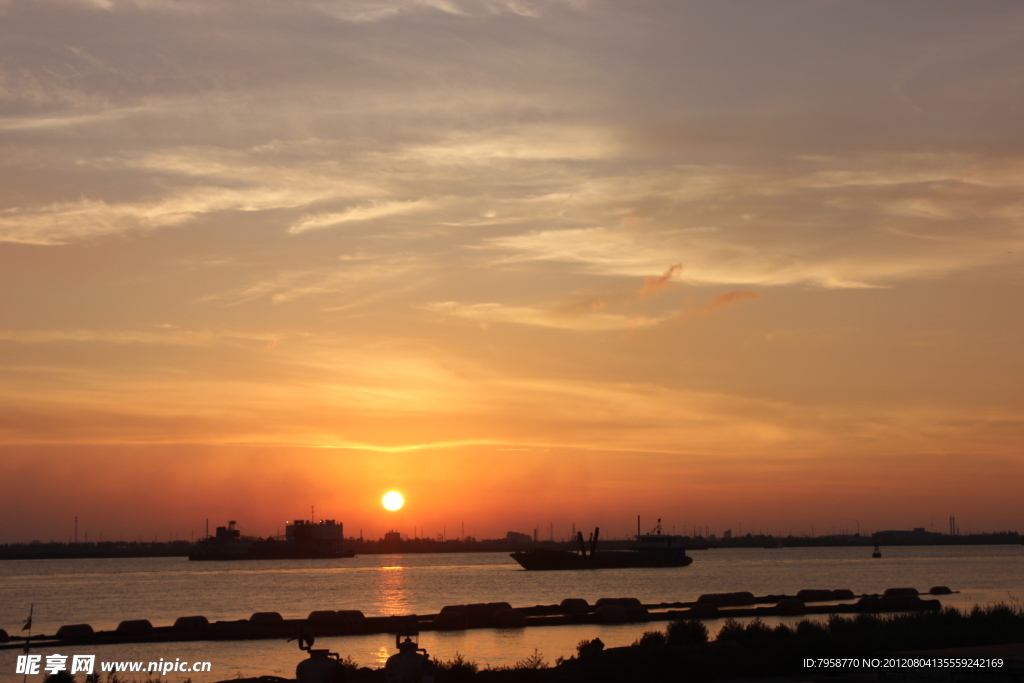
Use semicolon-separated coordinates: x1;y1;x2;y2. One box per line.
743;618;773;641
577;637;605;658
434;652;478;682
716;618;745;641
632;629;667;647
513;649;548;670
772;623;794;639
667;618;709;645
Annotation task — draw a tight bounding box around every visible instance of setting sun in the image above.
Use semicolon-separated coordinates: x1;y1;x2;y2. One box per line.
382;491;404;511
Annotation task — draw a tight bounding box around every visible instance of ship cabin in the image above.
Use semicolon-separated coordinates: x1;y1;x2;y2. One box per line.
214;521;242;540
286;519;344;543
635;533;687;550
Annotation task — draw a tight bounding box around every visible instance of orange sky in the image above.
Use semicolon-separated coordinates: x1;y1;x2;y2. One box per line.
1;1;1022;543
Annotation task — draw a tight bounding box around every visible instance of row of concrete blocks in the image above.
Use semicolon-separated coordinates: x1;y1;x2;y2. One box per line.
0;588;954;645
693;586;950;609
687;587;950;617
0;597;654;645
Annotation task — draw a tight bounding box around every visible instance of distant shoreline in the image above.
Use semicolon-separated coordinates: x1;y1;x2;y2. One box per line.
0;532;1019;561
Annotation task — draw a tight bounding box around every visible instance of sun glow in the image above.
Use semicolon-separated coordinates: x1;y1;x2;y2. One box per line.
382;491;404;511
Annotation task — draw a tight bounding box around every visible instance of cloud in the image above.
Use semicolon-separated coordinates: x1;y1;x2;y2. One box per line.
0;198;190;245
0;183;333;245
702;290;761;315
0;327;276;346
0;146;385;244
480;150;1024;289
309;0;575;23
638;263;682;297
486;228;668;275
0;106;149;131
403;124;619;162
203;256;425;306
424;301;667;331
288;200;437;234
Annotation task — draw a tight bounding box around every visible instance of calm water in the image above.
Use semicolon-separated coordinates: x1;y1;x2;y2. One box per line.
1;546;1022;681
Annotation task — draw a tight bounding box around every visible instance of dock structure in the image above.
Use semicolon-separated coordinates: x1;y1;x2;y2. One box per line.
0;587;953;650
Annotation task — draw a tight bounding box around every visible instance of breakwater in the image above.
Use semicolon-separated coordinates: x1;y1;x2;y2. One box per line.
0;586;953;650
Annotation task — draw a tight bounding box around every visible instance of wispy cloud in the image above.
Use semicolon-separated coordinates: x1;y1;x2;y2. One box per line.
404;125;619;162
0;184;334;245
0;106;149;131
288;200;437;234
0;198;191;245
423;301;667;331
310;0;572;23
0;327;276;346
480;149;1024;289
204;256;425;306
486;228;667;276
0;146;386;244
638;263;682;297
701;290;761;315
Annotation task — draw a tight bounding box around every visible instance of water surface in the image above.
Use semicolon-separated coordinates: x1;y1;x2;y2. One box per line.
1;545;1021;680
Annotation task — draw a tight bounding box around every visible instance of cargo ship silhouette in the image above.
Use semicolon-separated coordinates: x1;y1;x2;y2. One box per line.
510;520;692;570
189;519;355;561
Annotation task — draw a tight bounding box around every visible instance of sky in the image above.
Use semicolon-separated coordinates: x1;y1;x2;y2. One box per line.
1;0;1022;544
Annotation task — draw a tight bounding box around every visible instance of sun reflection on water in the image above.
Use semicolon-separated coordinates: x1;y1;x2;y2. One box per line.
374;561;411;617
373;645;392;669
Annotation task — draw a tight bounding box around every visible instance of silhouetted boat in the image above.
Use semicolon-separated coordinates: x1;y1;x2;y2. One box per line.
189;519;355;561
510;523;693;570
